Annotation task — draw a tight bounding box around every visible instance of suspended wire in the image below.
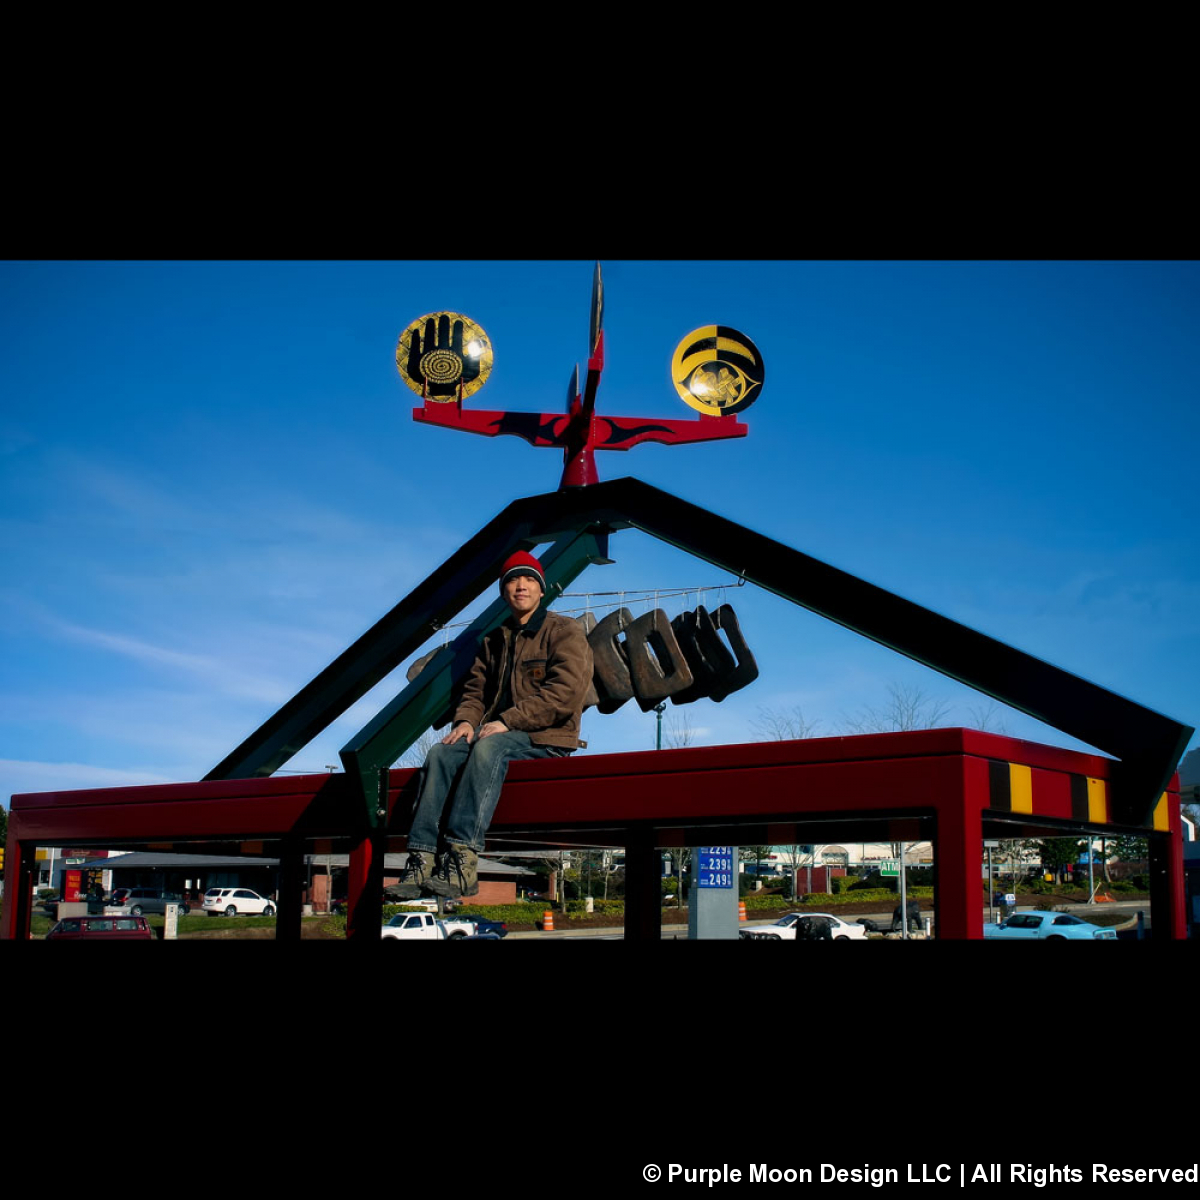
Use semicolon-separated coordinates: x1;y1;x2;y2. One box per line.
417;581;745;637
558;581;742;599
556;580;744;622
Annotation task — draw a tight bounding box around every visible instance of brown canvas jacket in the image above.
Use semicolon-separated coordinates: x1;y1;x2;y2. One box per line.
453;607;592;749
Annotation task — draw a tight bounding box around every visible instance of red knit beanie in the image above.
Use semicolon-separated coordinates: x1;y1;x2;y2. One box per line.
499;551;546;594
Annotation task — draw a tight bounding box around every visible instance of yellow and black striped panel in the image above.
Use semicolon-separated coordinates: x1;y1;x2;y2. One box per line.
987;760;1032;814
1069;774;1109;823
988;759;1167;830
1152;792;1170;832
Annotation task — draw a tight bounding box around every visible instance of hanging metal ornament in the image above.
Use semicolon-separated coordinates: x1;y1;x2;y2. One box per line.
671;325;765;417
404;265;761;489
396;311;494;401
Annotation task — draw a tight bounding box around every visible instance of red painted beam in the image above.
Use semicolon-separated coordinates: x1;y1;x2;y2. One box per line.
4;730;1184;941
382;729;1130;841
5;729;1152;855
8;773;349;844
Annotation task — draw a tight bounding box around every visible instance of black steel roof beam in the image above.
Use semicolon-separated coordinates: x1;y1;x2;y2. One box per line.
512;478;1191;824
206;490;624;780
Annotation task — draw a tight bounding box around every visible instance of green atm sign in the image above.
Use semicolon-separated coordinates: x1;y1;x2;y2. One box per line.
879;860;900;877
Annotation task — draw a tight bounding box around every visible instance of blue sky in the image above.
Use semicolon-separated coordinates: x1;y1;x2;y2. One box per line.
2;260;1196;808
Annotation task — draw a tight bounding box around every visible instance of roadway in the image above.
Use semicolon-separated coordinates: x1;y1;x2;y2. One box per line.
505;900;1156;940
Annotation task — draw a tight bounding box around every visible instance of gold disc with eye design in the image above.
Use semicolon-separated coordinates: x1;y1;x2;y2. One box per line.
397;311;494;401
671;325;765;417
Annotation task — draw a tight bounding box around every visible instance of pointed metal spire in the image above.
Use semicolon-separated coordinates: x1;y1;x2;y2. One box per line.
566;362;580;412
589;261;603;356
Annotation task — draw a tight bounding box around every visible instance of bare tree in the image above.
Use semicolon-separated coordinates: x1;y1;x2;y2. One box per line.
965;700;1011;734
839;682;951;734
777;842;819;897
751;708;821;897
663;844;692;904
505;853;570;911
398;726;449;769
740;846;773;866
656;713;696;888
996;838;1035;885
664;711;696;749
751;705;822;742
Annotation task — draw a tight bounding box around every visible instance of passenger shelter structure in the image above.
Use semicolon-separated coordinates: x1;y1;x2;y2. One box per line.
4;478;1191;940
4;727;1187;940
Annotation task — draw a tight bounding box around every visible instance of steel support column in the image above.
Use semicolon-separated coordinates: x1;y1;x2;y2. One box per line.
932;758;986;939
1;832;34;941
276;835;305;942
1149;815;1186;941
346;824;386;941
623;830;662;942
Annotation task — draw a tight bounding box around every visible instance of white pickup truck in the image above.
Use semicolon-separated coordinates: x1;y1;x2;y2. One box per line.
380;912;478;940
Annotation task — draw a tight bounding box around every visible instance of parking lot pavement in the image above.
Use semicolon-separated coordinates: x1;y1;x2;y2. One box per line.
507;924;690;939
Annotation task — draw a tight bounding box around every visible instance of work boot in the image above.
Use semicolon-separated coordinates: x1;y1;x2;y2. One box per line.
425;844;479;898
387;852;433;899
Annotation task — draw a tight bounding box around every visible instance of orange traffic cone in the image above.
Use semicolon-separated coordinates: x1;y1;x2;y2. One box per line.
543;910;555;931
738;900;747;922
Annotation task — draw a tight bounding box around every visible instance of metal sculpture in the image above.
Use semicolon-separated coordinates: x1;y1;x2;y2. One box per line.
400;263;764;489
671;325;765;417
397;311;494;401
621;610;695;712
588;607;637;713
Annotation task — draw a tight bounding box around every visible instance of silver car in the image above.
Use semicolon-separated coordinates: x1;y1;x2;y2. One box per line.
118;887;190;917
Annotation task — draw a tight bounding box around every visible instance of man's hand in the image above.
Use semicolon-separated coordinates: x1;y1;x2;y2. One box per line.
477;721;508;740
442;722;475;745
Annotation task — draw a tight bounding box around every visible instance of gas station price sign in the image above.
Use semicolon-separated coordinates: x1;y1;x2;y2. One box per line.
697;846;735;888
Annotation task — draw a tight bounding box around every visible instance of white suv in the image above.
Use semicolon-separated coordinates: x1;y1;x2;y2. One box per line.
202;887;276;917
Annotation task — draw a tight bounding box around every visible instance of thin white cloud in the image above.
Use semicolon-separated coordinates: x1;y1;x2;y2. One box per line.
50;451;204;529
41;615;292;705
3;758;176;802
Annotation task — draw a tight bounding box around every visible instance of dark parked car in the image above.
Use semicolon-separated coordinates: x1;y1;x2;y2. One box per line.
46;915;154;941
459;915;507;938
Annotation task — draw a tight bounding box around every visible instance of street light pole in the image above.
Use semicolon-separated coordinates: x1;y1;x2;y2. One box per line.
324;765;339;912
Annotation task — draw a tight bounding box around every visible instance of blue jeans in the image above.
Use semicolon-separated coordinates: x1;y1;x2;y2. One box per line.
406;729;564;854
